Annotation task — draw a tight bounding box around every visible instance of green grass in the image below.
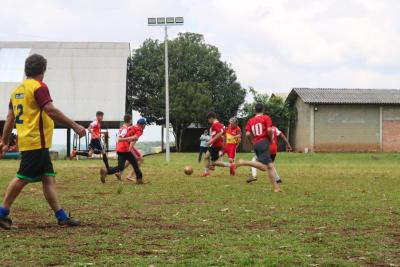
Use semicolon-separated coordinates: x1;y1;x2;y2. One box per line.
0;153;399;266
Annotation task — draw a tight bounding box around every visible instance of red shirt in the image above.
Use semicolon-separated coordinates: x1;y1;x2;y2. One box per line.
89;120;101;140
269;126;282;155
128;124;144;139
245;114;273;145
210;120;225;148
116;125;131;152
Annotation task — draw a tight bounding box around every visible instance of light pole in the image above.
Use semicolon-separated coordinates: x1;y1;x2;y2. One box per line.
148;17;184;163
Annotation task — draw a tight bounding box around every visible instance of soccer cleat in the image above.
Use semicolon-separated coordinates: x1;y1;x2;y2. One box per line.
69;149;77;160
0;216;12;230
276;179;283;184
200;172;210;177
230;163;236;176
209;165;215;171
100;168;107;184
136;179;144;185
58;216;80;227
115;172;122;181
246;177;258;183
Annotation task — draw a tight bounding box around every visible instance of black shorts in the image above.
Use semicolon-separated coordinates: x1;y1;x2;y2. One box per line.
199;146;208;153
17;149;55;183
209;146;222;162
89;139;104;152
254;140;272;165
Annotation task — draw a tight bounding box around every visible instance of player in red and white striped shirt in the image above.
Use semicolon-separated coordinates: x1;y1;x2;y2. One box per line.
235;103;282;192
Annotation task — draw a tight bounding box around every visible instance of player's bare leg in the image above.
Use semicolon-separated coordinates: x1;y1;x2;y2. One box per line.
236;159;282;192
201;151;211;176
42;176;80;226
42;176;61;212
126;157;143;181
0;178;28;229
213;160;236;176
2;178;29;209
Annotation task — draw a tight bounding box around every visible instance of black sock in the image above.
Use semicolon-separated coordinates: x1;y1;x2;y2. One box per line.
102;153;110;169
76;151;89;157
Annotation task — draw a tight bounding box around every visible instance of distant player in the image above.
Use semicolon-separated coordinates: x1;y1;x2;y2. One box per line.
0;54;86;229
222;117;242;163
69;111;110;169
247;125;292;183
100;114;143;184
124;118;146;181
235;103;282;192
201;112;235;177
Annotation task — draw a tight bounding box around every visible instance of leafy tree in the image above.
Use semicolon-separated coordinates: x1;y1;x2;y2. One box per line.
127;32;246;151
242;88;294;134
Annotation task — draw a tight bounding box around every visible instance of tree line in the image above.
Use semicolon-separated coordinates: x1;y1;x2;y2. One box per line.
126;32;294;151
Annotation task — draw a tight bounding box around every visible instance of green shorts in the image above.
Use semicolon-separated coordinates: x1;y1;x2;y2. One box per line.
17;149;56;183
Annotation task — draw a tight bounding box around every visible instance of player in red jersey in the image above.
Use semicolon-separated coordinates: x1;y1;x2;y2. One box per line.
222;117;242;163
200;112;235;177
235;103;282;192
124;118;146;181
69;111;110;169
247;125;292;183
100;114;143;184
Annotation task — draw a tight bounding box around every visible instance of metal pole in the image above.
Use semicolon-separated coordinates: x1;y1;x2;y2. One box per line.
165;25;170;163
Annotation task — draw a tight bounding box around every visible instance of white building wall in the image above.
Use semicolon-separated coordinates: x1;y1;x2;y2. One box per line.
0;42;130;123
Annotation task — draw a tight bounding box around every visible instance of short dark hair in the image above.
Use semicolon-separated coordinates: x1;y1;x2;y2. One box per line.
96;111;104;116
124;114;132;123
207;112;217;119
255;103;265;113
25;54;47;77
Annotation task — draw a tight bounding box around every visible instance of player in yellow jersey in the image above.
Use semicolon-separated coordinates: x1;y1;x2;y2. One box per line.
0;54;86;230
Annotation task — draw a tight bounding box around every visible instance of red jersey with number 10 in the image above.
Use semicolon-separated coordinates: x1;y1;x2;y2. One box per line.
245;114;273;145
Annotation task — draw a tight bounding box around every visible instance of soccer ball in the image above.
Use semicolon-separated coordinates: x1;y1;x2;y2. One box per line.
184;165;193;175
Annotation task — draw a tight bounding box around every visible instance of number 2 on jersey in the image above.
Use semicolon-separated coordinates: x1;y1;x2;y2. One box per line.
15;104;24;124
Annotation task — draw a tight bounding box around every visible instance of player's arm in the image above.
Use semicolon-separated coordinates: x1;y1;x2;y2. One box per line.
245;122;253;142
245;131;253;143
280;133;292;151
88;123;96;138
0;109;15;158
42;102;85;137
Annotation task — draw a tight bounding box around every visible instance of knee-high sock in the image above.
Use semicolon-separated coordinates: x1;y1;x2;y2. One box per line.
273;165;281;181
251;156;258;177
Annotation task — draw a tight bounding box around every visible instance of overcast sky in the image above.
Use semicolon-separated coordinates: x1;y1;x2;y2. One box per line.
1;0;400;93
1;0;400;142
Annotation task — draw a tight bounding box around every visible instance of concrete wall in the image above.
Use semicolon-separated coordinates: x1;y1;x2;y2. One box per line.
314;105;380;151
291;98;311;152
383;106;400;152
290;99;400;152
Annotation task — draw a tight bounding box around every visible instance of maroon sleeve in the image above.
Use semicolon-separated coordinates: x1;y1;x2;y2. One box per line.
34;83;53;108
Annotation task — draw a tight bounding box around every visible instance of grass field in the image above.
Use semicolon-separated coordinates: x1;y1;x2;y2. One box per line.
0;153;399;266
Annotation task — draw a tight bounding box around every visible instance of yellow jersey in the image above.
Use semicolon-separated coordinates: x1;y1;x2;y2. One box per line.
9;79;54;151
225;126;241;145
